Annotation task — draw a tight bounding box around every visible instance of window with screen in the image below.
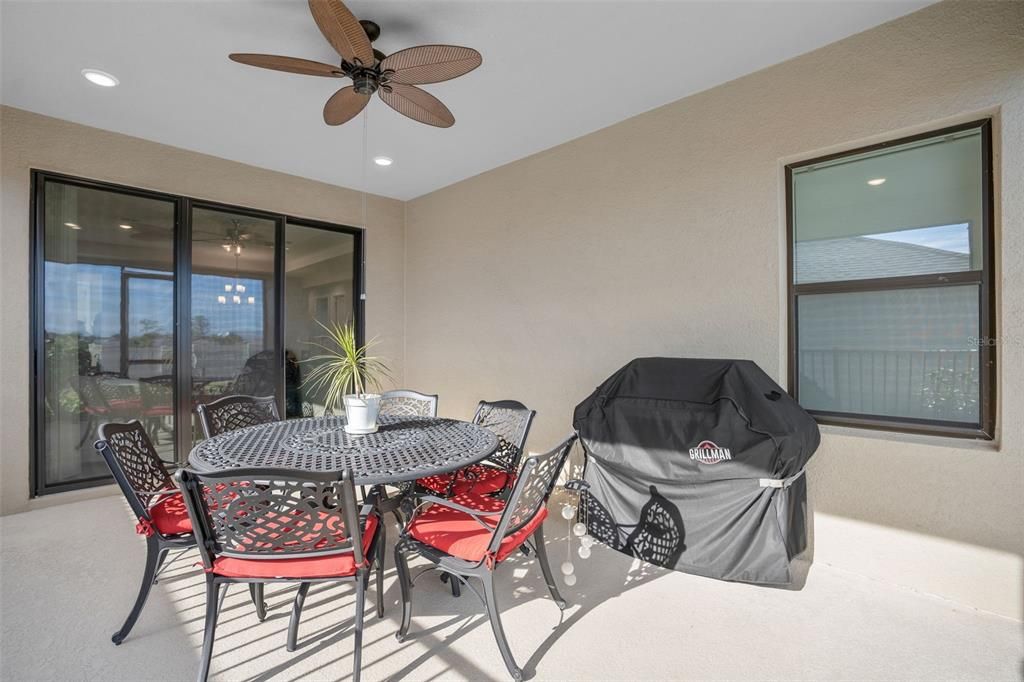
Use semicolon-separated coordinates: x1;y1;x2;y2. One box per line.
786;120;994;438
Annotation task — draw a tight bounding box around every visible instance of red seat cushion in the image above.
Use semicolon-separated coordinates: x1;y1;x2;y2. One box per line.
451;465;510;496
144;483;244;537
408;495;546;565
108;397;143;412
416;472;456;495
211;515;379;579
148;492;192;536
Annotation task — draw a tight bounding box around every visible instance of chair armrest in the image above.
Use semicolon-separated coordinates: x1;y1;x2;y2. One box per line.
135;488;179;497
135;489;181;506
414;494;496;518
409;495;499;533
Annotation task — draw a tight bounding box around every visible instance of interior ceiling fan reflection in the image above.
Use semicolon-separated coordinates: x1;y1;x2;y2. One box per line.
133;219;278;253
159;218;276;251
193;221;274;254
228;0;482;128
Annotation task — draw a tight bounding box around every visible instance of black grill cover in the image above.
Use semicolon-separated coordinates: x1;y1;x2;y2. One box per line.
573;358;820;585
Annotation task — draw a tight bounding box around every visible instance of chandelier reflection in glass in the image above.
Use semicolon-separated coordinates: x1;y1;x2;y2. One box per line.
217;249;255;305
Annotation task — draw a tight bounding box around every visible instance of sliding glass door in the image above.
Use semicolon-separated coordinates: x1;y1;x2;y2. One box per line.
32;172;363;496
34;176;177;491
283;221;361;418
189;206;280;445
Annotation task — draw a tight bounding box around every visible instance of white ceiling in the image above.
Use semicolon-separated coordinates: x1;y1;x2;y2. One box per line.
1;0;934;200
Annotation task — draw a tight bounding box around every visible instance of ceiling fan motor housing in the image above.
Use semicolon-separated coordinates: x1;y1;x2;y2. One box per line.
352;71;379;95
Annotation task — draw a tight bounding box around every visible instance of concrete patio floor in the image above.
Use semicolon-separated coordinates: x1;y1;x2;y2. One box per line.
1;494;1020;681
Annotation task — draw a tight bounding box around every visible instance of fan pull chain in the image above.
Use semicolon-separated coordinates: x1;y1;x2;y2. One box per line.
361;107;368;231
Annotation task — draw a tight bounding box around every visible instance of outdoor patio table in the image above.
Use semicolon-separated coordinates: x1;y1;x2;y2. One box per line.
187;414;498;485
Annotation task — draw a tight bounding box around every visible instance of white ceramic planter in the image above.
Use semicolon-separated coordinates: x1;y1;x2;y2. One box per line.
343;393;381;433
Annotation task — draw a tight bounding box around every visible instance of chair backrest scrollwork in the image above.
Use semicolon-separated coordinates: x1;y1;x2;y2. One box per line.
379;390;439;418
488;434;577;550
177;468;366;571
95;420;175;521
196;394;280;439
473;400;536;473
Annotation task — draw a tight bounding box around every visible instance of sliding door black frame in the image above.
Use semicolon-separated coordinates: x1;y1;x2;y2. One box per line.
29;170;364;496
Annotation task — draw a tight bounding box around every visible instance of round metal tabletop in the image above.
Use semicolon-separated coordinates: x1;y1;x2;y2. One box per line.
187;415;498;485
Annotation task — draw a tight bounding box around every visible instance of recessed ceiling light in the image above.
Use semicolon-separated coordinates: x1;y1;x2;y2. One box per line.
867;178;886;186
373;156;393;167
119;223;133;230
82;69;119;87
64;222;81;230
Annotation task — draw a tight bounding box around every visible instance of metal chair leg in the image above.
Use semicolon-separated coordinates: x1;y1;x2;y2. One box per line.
440;571;462;597
375;522;386;618
151;545;170;585
197;578;223;682
249;583;268;622
287;583;310;652
532;525;567;609
353;571;366;682
394;544;413;642
482;570;522;681
112;536;163;645
217;583;229;614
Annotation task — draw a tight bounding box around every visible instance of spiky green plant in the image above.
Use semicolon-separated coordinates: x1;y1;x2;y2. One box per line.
302;321;392;414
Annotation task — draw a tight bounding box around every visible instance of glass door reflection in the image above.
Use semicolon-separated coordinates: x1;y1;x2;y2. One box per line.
284;222;358;418
38;179;176;489
189;207;279;445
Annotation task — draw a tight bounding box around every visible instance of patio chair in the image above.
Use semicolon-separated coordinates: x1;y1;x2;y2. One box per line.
177;467;385;682
378;390;439;522
379;389;439;418
195;394;279;439
77;373;140;447
93;421;265;645
139;374;174;445
394;434;576;681
416;400;535;499
193;394;281;613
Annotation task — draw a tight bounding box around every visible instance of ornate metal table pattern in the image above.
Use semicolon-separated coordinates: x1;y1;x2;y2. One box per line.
187;415;498;485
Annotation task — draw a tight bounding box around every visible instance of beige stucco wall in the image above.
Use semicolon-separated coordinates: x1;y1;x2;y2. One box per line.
0;106;406;515
405;1;1024;619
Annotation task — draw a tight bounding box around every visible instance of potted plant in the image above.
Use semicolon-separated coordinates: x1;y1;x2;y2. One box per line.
303;321;392;434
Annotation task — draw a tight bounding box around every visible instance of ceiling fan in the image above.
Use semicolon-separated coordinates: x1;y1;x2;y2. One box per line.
229;0;482;128
132;219;274;253
194;220;275;254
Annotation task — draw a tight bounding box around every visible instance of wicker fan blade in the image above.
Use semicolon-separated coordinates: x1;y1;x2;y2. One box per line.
308;0;374;66
378;84;454;128
324;86;370;126
381;45;482;85
228;54;343;77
